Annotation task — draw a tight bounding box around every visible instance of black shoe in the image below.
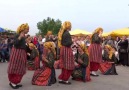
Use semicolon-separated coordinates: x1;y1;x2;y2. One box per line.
59;80;71;85
59;81;71;85
90;73;99;77
72;78;76;80
9;83;19;89
17;84;22;87
62;81;71;85
58;81;64;84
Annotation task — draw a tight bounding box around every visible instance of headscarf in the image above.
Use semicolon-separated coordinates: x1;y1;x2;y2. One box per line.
105;45;114;59
29;43;36;49
44;42;56;58
33;36;38;45
29;43;39;56
47;31;53;36
91;27;103;43
58;21;71;48
17;23;29;34
78;43;89;55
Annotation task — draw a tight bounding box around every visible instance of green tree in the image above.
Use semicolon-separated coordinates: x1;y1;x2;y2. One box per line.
37;17;62;36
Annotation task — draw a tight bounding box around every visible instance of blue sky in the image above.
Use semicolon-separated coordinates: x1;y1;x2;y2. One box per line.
0;0;129;35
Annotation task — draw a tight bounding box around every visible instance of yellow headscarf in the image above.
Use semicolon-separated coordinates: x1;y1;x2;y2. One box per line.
58;21;71;48
17;23;29;34
29;43;36;49
91;27;103;43
105;45;114;59
44;42;56;58
28;43;39;56
47;31;53;36
78;43;89;55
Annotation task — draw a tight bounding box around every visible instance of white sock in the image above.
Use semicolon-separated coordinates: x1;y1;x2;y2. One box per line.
92;71;97;75
65;81;69;83
59;80;62;81
11;82;16;86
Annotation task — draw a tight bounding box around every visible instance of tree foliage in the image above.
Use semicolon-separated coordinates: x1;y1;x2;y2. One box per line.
37;17;62;36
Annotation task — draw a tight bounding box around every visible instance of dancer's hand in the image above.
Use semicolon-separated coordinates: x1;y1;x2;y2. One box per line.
18;32;25;40
27;53;30;56
42;56;48;62
99;34;102;37
78;59;83;64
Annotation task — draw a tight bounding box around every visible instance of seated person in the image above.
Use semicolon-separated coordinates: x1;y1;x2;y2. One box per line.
71;43;91;82
0;40;9;62
32;42;56;86
27;43;40;70
100;45;118;75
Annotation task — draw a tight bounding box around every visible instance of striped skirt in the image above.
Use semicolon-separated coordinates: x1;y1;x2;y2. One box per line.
88;43;102;63
60;46;75;70
32;66;56;86
8;47;27;75
99;62;118;75
99;62;112;74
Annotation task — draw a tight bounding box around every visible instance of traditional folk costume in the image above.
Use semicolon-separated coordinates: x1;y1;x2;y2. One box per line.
58;21;74;85
88;27;103;76
45;31;53;42
72;43;91;82
32;42;56;86
100;45;118;75
27;43;40;70
7;23;29;89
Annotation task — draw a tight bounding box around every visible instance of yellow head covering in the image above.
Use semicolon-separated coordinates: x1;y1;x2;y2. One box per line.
58;21;71;48
44;42;56;58
28;43;36;49
17;23;29;34
29;43;39;56
94;27;103;34
105;45;114;59
91;27;103;43
78;43;89;55
47;31;53;36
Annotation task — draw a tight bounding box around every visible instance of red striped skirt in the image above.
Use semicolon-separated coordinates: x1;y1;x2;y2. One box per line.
60;46;75;70
32;66;51;86
8;47;27;75
88;44;102;63
99;62;112;74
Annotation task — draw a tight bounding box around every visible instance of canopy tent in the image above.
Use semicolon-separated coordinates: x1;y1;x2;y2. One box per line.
4;28;16;33
0;27;6;32
102;32;111;37
70;29;91;36
110;27;129;36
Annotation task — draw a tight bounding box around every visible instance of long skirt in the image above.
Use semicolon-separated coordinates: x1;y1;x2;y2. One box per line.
88;44;102;63
99;62;118;75
59;46;74;70
32;66;56;86
7;47;27;84
8;74;23;84
58;68;73;81
90;62;100;71
27;57;40;70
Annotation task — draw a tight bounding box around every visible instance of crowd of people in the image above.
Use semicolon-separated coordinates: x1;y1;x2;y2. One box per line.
1;22;128;89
